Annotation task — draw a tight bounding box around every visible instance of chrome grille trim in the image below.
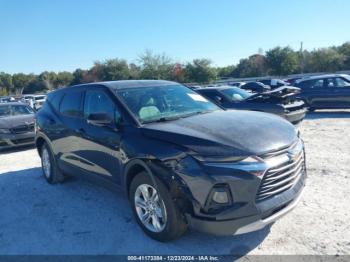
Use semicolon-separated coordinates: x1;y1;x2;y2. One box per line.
256;140;305;201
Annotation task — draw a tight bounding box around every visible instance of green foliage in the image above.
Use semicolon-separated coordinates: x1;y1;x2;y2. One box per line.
184;59;217;83
138;50;174;80
305;48;345;73
266;47;298;76
217;65;236;78
234;54;268;77
0;72;13;93
2;42;350;95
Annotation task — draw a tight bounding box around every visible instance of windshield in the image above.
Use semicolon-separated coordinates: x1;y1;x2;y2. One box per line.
0;105;34;117
116;84;221;123
343;75;350;82
221;87;251;101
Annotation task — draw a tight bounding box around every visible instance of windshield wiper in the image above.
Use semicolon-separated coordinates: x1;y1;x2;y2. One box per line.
142;110;213;124
180;110;213;119
142;116;181;124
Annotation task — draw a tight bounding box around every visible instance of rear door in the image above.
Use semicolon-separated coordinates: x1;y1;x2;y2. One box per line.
77;87;123;183
298;79;331;108
55;89;86;173
329;77;350;108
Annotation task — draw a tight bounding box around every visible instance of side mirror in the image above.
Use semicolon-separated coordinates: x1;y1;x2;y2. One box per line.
87;113;112;126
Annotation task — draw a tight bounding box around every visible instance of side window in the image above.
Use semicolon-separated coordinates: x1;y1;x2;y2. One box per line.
59;91;83;117
312;79;324;88
300;79;324;89
84;90;116;121
48;92;64;112
325;78;336;88
334;77;350;87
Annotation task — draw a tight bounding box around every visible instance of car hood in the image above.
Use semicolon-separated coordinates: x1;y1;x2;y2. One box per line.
0;114;35;129
141;110;297;158
247;86;300;100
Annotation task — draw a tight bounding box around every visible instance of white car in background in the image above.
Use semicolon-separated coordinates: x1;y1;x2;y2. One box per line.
23;94;47;110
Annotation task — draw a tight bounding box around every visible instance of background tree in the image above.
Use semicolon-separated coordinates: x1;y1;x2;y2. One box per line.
138;50;174;80
307;48;345;73
94;59;130;81
0;72;13;95
234;54;268;77
266;47;298;75
184;59;217;83
54;71;74;88
217;65;236;78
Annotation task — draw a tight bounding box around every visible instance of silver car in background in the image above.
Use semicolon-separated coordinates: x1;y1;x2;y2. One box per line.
0;102;35;150
23;94;47;110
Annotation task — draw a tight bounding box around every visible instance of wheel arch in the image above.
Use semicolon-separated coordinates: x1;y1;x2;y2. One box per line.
123;158;195;216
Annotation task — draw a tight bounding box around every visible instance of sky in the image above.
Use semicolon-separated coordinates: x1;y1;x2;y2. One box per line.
1;0;349;74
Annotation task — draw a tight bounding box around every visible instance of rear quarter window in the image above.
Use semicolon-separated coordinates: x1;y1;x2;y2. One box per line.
47;92;64;112
59;91;83;117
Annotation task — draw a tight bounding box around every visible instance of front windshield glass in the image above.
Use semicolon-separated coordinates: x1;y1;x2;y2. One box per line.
221;87;251;101
0;105;34;117
116;84;221;123
343;75;350;82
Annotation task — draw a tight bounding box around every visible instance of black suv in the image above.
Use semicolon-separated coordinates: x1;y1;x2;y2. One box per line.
294;74;350;110
35;80;306;241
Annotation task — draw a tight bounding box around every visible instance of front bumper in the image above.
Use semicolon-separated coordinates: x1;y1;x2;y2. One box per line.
176;139;306;236
284;108;307;125
185;174;305;235
0;132;35;150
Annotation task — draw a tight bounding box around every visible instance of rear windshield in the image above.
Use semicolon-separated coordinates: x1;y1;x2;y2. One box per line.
0;105;34;117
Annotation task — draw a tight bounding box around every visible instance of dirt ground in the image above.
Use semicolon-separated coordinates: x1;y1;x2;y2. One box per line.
0;110;349;255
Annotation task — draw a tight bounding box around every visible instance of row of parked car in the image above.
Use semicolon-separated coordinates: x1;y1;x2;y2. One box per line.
0;94;46;150
191;73;350;125
0;74;349;241
0;94;47;110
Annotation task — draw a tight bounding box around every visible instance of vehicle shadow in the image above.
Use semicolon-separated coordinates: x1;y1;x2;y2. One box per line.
0;144;36;155
0;167;269;255
305;110;350;120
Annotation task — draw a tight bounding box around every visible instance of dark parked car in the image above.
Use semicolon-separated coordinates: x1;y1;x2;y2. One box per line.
294;74;350;110
0;102;35;150
35;80;306;241
196;86;306;125
241;81;271;93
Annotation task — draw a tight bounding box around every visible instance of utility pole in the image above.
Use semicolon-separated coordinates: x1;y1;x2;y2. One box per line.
300;41;304;74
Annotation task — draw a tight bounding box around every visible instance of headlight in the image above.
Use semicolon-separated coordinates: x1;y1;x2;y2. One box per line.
204;156;267;177
0;128;11;134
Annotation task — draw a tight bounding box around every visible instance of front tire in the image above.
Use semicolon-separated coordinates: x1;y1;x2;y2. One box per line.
41;143;64;184
129;172;187;241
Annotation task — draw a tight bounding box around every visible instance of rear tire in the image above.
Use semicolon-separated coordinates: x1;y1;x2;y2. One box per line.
41;143;65;184
129;171;187;241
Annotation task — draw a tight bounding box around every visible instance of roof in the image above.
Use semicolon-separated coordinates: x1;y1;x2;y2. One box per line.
297;74;349;82
67;80;178;90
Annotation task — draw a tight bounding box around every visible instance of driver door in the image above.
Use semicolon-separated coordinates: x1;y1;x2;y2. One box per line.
77;87;123;184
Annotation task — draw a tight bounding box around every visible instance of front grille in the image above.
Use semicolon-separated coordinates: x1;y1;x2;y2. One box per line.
11;137;34;144
11;124;34;134
256;141;305;201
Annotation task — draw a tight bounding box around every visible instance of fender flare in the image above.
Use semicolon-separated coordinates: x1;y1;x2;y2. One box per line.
123;158;162;197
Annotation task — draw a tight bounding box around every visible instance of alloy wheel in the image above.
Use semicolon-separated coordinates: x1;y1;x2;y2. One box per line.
134;184;167;233
42;147;51;179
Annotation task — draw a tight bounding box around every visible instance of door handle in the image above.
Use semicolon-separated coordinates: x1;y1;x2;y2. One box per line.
75;128;85;134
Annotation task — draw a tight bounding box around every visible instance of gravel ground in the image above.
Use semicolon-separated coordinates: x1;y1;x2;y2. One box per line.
0;110;349;255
